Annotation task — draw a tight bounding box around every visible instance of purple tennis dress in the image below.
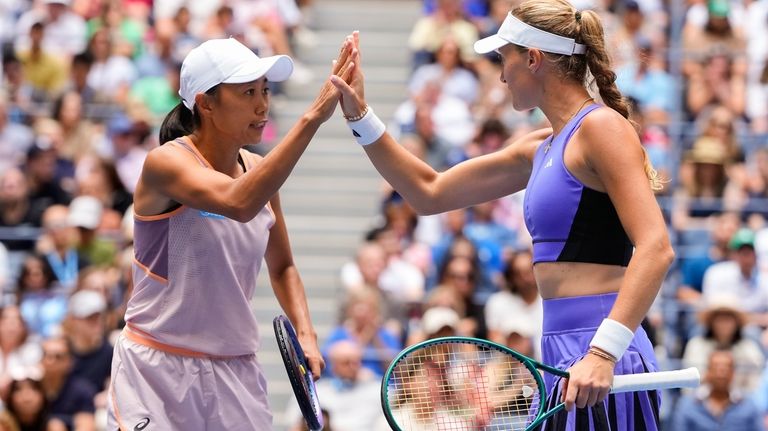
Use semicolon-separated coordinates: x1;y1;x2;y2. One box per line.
524;104;661;430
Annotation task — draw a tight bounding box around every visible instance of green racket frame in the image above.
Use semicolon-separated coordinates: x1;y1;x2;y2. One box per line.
380;336;570;431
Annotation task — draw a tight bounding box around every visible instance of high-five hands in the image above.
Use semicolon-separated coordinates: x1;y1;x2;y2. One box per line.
330;31;367;120
310;33;358;123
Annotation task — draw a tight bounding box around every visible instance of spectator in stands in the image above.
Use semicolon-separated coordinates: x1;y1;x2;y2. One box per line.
682;0;747;118
672;136;740;229
24;142;71;213
37;204;89;291
615;35;675;116
74;155;132;216
0;168;42;251
408;0;479;70
66;195;114;267
51;90;99;163
463;200;516;295
5;374;67;431
17;21;67;101
287;340;380;431
85;27;137;104
686;46;747;118
683;294;764;392
407;305;461;345
62;290;112;393
409;36;480;106
339;241;388;293
63;52;96;108
702;228;768;327
0;91;35;174
0;305;42;399
39;336;96;431
463;118;510;160
485;249;542;358
85;0;147;60
673;349;763;431
748;148;768;200
16;254;66;338
435;255;485;338
15;0;87;60
100;114;147;194
324;287;401;378
366;225;425;307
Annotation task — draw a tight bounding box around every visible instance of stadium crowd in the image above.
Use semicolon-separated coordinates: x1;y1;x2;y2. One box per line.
0;0;767;430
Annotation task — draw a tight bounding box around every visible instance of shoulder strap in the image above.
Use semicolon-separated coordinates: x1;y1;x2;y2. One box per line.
168;137;211;168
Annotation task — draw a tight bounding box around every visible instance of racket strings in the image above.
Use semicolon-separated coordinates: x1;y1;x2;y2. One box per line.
385;342;541;430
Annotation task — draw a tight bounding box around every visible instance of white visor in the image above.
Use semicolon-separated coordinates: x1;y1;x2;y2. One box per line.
474;13;587;56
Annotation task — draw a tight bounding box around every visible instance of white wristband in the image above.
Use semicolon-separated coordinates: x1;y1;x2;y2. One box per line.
589;319;634;361
347;107;386;146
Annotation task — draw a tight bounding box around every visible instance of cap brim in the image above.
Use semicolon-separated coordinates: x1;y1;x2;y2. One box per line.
474;34;509;54
223;55;294;84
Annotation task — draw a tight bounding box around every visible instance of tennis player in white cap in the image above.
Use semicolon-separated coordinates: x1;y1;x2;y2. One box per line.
107;37;356;430
332;0;672;428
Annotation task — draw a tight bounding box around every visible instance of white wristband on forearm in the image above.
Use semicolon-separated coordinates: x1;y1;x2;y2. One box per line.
589;318;634;361
347;107;386;146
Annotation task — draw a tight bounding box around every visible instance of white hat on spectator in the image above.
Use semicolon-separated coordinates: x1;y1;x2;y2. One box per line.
421;307;460;335
67;195;102;230
43;0;71;5
69;290;107;318
179;38;294;111
497;313;537;338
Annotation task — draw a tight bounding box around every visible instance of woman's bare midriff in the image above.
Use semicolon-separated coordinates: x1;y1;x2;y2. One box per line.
534;262;626;299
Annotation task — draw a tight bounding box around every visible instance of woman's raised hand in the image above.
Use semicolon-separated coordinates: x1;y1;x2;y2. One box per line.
330;31;368;120
309;34;357;122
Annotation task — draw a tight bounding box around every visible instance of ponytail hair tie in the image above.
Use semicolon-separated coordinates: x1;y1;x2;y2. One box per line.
575;11;582;21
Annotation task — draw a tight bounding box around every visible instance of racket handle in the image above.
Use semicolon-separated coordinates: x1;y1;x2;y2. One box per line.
610;367;701;393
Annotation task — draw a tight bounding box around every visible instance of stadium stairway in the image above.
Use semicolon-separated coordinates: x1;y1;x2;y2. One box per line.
248;1;421;429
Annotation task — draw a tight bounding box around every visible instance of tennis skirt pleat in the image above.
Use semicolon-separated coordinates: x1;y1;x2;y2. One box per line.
535;293;661;431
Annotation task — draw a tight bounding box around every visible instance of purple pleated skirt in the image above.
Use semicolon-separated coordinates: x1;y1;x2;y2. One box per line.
538;292;661;431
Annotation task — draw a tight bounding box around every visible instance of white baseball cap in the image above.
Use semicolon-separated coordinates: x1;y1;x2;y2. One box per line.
68;290;107;318
179;38;294;111
421;307;460;335
67;195;103;230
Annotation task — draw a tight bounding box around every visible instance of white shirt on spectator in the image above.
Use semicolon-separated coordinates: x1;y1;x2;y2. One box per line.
485;291;543;359
702;261;768;313
87;56;138;99
284;376;381;431
745;0;768;122
409;64;479;106
0;121;34;174
15;8;86;59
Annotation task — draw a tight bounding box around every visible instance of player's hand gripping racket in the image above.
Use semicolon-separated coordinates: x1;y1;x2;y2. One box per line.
273;315;323;431
381;337;699;431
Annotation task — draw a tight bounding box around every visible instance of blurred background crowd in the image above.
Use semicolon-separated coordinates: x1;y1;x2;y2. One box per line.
0;0;767;430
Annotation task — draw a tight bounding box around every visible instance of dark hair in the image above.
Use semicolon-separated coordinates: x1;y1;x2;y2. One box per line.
7;378;51;431
159;85;219;144
72;51;94;68
16;255;57;294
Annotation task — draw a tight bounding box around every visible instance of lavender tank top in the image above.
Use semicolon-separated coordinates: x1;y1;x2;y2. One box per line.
126;138;275;356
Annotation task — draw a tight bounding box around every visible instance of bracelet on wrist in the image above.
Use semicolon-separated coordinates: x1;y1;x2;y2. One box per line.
343;105;369;122
587;346;617;363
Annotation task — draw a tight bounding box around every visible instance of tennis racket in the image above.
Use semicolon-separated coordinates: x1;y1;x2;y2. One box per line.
273;315;324;431
381;336;699;431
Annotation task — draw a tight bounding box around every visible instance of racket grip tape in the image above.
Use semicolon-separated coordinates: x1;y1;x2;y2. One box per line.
610;367;700;393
